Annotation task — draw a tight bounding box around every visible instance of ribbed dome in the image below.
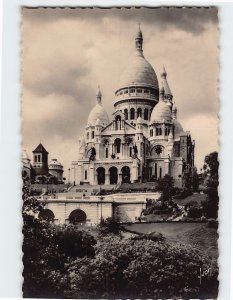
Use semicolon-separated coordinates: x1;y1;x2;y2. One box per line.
150;100;172;123
118;51;159;89
173;119;184;139
87;103;109;126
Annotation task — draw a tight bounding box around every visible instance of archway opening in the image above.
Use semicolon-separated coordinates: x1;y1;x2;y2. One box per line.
122;166;131;183
69;209;87;224
115;115;122;130
38;209;55;222
97;167;105;185
114;138;121;154
109;167;118;184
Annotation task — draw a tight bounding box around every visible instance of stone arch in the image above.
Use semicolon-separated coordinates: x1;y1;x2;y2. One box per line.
69;209;87;224
109;166;118;184
121;166;131;183
96;167;105;185
137;107;142;118
151;145;164;156
38;209;55;222
124;108;128;120
114;138;121;154
130;107;135;120
115;115;122;130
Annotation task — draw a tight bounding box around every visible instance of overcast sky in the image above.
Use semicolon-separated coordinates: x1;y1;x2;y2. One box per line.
22;7;219;179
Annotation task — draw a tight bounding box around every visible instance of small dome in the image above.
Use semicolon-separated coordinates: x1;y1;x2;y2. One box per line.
87;103;109;126
22;149;30;161
150;100;172;123
118;52;159;89
48;159;63;167
173;119;184;139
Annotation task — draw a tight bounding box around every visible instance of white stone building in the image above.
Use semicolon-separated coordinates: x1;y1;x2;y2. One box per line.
72;28;195;188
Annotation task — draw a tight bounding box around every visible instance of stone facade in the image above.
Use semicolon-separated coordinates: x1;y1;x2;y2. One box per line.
72;28;195;188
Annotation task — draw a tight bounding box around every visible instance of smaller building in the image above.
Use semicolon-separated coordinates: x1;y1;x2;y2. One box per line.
48;159;64;183
22;143;64;184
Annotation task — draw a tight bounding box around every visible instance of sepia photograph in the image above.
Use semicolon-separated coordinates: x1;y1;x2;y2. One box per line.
22;7;219;299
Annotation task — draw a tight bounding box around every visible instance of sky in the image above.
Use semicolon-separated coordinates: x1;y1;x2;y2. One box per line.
22;7;219;180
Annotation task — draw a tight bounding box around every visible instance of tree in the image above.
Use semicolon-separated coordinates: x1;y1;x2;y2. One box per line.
65;235;218;299
22;185;97;298
157;174;174;201
98;217;120;235
202;152;219;219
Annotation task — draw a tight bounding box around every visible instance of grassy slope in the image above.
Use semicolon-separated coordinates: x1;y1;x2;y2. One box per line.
172;193;207;206
125;223;218;260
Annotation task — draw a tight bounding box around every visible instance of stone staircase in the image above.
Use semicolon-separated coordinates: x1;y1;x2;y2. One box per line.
67;184;116;196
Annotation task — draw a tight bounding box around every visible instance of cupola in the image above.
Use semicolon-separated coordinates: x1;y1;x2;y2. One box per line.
87;86;109;127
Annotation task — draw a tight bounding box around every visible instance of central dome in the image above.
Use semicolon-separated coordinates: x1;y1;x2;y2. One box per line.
118;51;159;89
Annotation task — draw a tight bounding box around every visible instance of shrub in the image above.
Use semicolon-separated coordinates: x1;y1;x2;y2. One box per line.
65;235;218;299
98;217;120;235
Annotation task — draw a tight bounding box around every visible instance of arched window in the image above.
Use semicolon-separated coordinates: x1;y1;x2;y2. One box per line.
156;128;159;136
159;167;162;178
124;108;128;120
129;147;132;157
159;128;162;135
165;128;168;136
92;131;95;139
106;147;108;158
114;138;121;154
130;108;135;120
115;115;121;130
155;163;157;179
144;108;148;120
150;129;153;137
137;107;142;118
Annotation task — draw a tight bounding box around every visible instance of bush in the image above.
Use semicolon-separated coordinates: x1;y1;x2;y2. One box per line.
173;188;193;200
98;217;120;235
65;235;218;299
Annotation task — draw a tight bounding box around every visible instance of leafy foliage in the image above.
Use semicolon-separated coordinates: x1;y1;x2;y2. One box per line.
202;152;219;219
65;235;218;299
22;186;96;298
98;217;120;235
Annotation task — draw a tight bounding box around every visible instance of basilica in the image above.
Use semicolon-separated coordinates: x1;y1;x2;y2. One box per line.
72;28;195;188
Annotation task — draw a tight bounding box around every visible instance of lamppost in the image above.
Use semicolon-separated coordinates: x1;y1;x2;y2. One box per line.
71;166;76;186
68;168;70;184
100;195;104;223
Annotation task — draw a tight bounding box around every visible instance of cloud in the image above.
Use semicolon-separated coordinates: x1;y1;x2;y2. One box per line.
23;7;218;35
22;7;219;174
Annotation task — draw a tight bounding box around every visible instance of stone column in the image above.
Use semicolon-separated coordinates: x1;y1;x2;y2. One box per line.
164;158;170;175
105;172;110;185
89;165;95;185
118;173;122;184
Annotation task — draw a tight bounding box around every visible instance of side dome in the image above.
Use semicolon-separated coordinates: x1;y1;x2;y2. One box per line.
173;119;184;139
150;100;172;123
87;87;109;127
118;52;159;89
87;103;109;126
